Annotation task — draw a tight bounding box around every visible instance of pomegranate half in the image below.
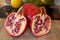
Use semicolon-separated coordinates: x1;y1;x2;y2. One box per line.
30;7;51;36
4;12;27;36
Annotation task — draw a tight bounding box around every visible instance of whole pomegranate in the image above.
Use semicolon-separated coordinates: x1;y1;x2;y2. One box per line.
21;3;40;19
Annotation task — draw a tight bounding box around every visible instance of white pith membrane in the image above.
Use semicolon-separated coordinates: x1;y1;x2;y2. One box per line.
5;13;27;36
31;13;51;36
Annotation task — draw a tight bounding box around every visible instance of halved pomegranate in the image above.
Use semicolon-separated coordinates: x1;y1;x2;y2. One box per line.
21;3;40;19
4;9;27;36
30;7;51;36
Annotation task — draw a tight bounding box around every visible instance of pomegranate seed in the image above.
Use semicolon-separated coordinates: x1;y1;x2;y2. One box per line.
36;16;40;21
12;15;16;20
15;22;21;27
39;28;42;32
19;18;25;22
34;28;39;33
44;17;50;23
34;15;44;33
6;20;12;26
14;21;21;33
34;28;42;33
12;29;15;35
6;13;16;26
8;14;15;19
14;27;20;33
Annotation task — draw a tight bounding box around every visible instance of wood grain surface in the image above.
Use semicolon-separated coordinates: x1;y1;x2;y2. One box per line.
0;18;60;40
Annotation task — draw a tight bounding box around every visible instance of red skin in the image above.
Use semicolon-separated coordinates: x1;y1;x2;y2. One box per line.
4;12;28;37
22;3;40;19
30;14;51;37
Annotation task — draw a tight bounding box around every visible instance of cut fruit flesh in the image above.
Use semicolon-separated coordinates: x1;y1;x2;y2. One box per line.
30;13;51;36
4;12;27;36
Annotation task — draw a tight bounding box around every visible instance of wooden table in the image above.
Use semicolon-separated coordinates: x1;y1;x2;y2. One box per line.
0;18;60;40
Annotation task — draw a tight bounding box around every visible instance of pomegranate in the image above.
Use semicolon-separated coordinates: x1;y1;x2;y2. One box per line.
21;3;40;19
4;8;27;36
30;7;51;36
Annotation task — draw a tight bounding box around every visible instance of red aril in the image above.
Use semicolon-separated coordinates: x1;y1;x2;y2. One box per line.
30;7;51;36
4;9;27;36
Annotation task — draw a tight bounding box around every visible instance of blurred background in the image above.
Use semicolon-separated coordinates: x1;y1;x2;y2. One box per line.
0;0;60;19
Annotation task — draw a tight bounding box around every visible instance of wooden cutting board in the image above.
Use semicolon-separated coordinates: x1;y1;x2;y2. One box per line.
0;18;60;40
